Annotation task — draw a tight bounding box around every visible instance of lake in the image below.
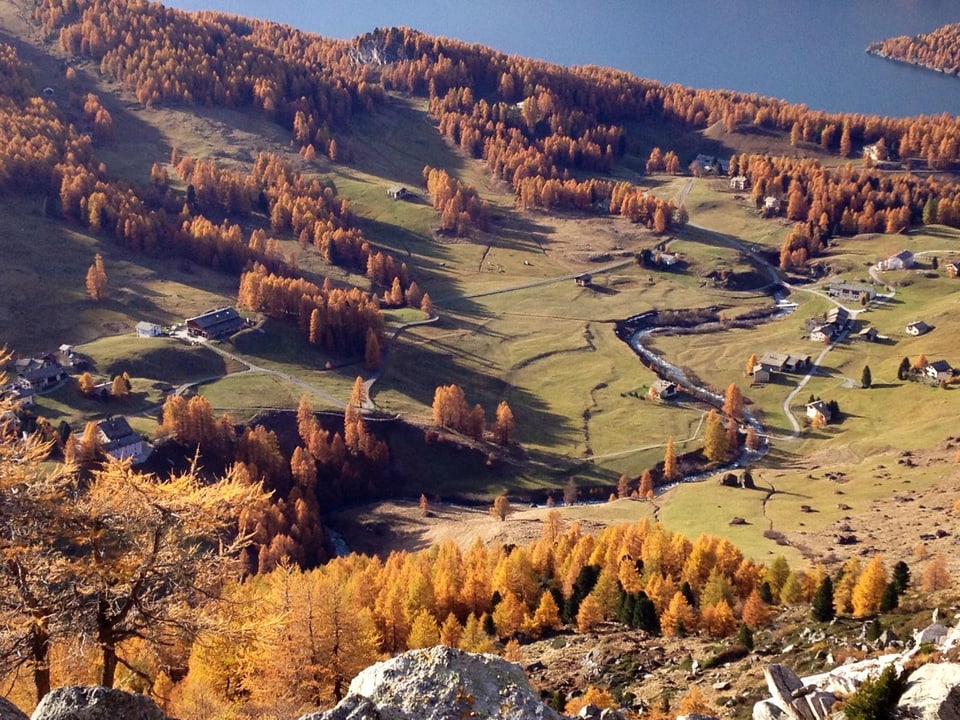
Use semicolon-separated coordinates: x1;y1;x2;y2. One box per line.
164;0;960;118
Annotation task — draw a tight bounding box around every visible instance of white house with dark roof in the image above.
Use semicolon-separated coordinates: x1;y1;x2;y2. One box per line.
648;379;678;400
136;321;162;338
806;400;832;424
906;320;931;336
96;416;148;462
15;357;67;392
925;360;954;383
879;250;915;271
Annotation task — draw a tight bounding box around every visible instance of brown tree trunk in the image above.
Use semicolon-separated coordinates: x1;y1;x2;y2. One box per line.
98;600;117;688
31;617;50;703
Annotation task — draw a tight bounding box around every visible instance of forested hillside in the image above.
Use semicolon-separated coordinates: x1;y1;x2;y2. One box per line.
868;22;960;76
2;0;960;717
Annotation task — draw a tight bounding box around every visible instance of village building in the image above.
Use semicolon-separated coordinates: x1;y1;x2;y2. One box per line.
946;262;959;278
186;307;246;339
905;320;931;336
648;379;678;400
809;324;837;343
763;196;781;214
96;416;148;462
729;175;748;191
136;321;162;338
806;400;832;424
386;185;409;200
692;154;728;175
0;380;35;408
925;360;954;383
826;280;876;302
574;273;592;287
826;306;850;329
755;352;812;375
879;250;915;271
15;357;67;392
751;368;771;385
857;326;879;342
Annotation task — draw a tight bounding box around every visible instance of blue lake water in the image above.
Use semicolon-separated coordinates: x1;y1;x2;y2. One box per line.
164;0;960;118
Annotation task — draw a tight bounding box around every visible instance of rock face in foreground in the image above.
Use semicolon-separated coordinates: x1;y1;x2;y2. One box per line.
0;696;28;720
299;646;566;720
30;686;168;720
897;662;960;720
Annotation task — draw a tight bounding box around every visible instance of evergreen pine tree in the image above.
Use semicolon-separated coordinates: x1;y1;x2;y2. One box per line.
879;581;899;612
812;576;835;622
892;560;910;593
842;665;906;720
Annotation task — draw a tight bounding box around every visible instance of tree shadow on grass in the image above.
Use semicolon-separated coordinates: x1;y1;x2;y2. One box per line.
376;334;577;451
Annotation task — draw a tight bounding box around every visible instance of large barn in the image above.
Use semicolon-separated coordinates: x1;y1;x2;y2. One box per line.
185;307;246;339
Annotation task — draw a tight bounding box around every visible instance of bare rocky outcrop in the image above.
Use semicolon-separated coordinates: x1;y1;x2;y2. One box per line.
0;697;28;720
760;664;836;720
298;646;566;720
897;662;960;720
30;687;168;720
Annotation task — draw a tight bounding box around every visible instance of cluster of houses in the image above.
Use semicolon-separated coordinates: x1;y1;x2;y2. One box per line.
1;348;78;408
5;306;246;460
805;306;851;343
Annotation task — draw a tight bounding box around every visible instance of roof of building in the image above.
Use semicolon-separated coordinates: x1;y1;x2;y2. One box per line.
826;307;849;324
928;359;953;373
97;416;138;442
19;362;65;383
907;320;931;333
889;250;914;261
186;307;245;337
759;351;789;368
829;280;875;295
187;307;240;329
136;321;161;332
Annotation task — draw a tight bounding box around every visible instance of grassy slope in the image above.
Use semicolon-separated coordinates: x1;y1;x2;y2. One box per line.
3;17;960;569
